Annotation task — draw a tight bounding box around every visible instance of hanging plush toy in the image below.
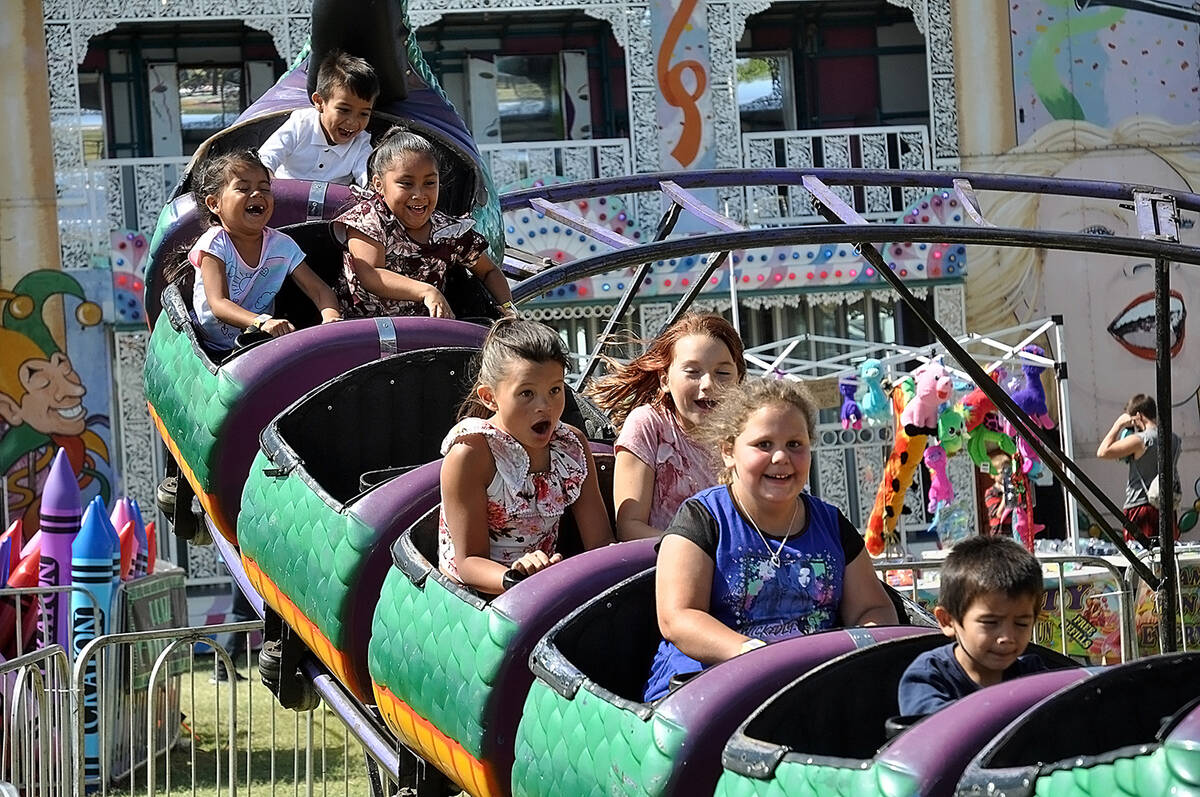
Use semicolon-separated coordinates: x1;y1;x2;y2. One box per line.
1008;453;1044;551
857;358;890;426
969;415;1018;472
900;362;951;437
865;380;928;557
839;376;862;431
938;404;967;456
962;371;1017;471
1006;344;1056;474
924;444;954;513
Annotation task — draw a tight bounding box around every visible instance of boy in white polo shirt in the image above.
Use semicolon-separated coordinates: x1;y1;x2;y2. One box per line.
259;51;379;187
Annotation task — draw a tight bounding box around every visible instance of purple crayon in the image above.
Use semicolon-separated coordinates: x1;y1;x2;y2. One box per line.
38;448;82;652
128;499;149;579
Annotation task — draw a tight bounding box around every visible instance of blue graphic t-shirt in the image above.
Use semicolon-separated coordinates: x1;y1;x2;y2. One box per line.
643;485;863;701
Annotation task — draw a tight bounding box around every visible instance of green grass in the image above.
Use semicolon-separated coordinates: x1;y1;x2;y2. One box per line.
103;654;376;796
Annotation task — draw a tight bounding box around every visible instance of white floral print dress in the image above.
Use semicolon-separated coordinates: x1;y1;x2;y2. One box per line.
437;417;588;581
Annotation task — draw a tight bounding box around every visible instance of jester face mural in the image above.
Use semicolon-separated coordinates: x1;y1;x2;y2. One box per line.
0;271;110;534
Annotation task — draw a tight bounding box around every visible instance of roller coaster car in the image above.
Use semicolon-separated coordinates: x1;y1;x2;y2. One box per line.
511;566;930;796
368;508;656;797
959;652;1200;796
715;634;1080;797
237;342;620;711
144;235;494;546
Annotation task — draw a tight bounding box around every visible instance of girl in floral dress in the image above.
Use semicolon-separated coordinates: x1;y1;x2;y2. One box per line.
438;318;613;594
588;314;746;540
334;126;516;319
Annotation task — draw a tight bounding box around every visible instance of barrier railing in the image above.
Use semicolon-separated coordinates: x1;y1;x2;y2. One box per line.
874;554;1136;664
0;645;73;797
70;621;403;796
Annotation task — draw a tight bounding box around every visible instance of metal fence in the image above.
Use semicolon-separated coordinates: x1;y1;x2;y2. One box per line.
0;599;407;795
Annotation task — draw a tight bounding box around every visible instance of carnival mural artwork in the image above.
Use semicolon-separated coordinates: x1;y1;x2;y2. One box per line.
652;0;714;172
0;270;114;540
959;1;1199;519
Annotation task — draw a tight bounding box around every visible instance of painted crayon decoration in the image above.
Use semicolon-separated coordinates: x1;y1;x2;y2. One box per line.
117;521;137;582
130;499;149;578
145;521;157;575
21;530;41;560
0;537;8;588
110;498;135;582
0;520;21;582
39;448;82;652
92;497;121;593
1;540;42;658
70;502;116;784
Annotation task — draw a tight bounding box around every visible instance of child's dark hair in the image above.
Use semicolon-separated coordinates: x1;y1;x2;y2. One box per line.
587;313;746;428
368;126;442;182
1124;393;1156;421
939;536;1044;621
697;377;817;485
315;50;380;103
190;150;269;225
460;318;572;419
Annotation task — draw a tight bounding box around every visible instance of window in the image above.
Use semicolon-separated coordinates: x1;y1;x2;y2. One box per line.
78;72;107;163
495;55;564;142
736;53;796;133
177;67;244;154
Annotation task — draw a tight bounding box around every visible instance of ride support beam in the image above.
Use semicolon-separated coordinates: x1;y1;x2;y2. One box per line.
801;173;1161;588
1134;190;1181;653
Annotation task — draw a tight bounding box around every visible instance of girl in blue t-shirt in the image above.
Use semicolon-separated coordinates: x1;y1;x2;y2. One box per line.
645;377;897;701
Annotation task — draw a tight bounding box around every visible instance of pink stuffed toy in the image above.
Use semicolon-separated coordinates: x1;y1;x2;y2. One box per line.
900;363;951;437
924;444;954;513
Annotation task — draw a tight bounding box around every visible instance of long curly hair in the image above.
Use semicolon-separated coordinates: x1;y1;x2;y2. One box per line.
696;377;818;485
586;313;746;429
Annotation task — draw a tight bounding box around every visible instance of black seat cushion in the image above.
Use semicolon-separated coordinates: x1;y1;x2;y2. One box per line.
552;570;661;703
278;348;477;503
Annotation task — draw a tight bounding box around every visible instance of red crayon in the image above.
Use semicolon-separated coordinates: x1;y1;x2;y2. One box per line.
117;521;137;582
0;542;42;658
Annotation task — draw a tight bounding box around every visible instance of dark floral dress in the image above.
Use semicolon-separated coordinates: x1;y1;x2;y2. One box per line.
334;190;488;318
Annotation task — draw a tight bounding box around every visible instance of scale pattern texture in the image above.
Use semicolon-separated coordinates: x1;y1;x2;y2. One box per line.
714;762;896;797
369;567;517;759
144;320;233;489
512;679;686;796
1033;745;1200;796
239;451;372;647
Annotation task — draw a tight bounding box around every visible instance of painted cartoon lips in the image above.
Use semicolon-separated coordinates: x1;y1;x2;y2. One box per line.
1107;290;1186;360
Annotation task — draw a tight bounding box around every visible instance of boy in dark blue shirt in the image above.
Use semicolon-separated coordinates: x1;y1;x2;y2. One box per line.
898;535;1046;716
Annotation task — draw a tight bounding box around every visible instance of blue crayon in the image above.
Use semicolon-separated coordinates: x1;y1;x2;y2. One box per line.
129;499;149;579
38;449;81;652
71;502;115;785
0;536;9;586
90;497;121;596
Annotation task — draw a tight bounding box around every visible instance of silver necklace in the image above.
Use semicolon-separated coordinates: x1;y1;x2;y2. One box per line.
738;495;801;567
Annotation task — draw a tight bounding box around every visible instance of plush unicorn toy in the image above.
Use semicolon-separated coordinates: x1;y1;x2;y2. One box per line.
857;358;890;426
